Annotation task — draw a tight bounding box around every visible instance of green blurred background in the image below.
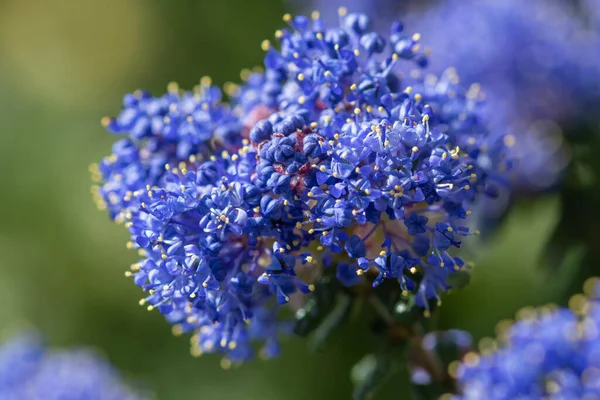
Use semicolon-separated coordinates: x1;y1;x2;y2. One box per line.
0;1;574;398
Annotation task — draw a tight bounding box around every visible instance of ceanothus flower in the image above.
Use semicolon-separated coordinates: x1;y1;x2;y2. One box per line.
405;0;599;191
451;278;600;400
91;79;245;221
408;0;600;124
95;9;511;363
0;333;146;400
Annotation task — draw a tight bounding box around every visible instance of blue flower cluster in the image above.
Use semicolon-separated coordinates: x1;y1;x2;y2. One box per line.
408;0;600;124
405;0;598;191
93;10;508;363
0;333;145;400
452;278;600;400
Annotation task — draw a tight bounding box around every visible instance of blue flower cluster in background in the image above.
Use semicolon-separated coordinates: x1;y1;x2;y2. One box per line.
408;0;600;124
0;333;145;400
405;0;600;191
452;278;600;400
92;8;513;365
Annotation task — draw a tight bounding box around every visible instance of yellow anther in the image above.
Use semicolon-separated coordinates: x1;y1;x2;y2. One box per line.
504;134;516;147
353;49;360;56
220;358;232;370
307;192;314;197
305;256;313;263
322;231;329;236
463;352;480;367
412;33;421;41
392;53;399;61
422;114;430;122
405;86;413;94
338;6;347;16
308;284;316;292
297;73;305;81
261;40;270;51
356;269;364;276
354;108;361;115
384;140;390;147
466;210;472;215
308;229;315;234
161;254;168;260
100;116;111;127
379;250;387;257
350;83;357;91
311;10;320;19
316;32;323;40
298;96;306;104
283;13;292;22
147;305;154;311
124;271;132;277
414;94;422;101
231;154;239;161
275;30;283;39
200;75;212;86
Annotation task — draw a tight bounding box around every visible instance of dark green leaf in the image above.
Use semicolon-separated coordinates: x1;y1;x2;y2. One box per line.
309;293;353;352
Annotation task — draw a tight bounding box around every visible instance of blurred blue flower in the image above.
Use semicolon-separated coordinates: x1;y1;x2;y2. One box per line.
405;0;600;192
0;333;146;400
452;278;600;400
409;0;600;124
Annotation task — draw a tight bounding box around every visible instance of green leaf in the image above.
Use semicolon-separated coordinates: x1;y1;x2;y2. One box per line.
309;293;353;352
293;276;340;337
351;354;392;400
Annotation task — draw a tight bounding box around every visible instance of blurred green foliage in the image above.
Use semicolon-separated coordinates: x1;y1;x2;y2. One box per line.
0;1;574;398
